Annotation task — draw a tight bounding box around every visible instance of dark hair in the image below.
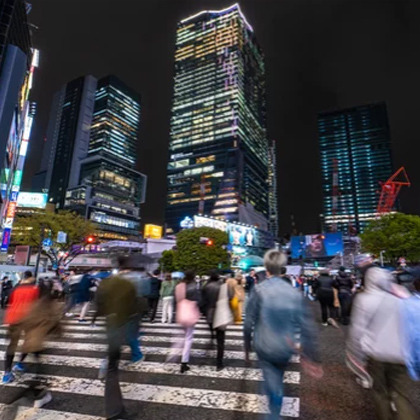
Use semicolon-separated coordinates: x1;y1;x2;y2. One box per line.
24;270;33;279
339;266;346;272
208;270;219;282
184;270;195;283
153;269;161;276
280;267;287;275
165;273;172;281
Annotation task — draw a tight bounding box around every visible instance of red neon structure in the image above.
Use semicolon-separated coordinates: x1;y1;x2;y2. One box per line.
377;167;411;214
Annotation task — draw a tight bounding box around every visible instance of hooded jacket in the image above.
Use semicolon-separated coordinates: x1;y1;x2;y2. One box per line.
348;266;404;364
4;279;39;325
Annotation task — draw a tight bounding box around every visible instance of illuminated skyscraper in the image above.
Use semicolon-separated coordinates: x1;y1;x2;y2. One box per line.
267;140;278;237
318;102;394;234
165;3;269;233
65;75;146;240
0;0;37;252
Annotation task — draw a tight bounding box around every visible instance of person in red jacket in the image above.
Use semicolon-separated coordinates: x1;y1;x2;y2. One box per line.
2;271;39;384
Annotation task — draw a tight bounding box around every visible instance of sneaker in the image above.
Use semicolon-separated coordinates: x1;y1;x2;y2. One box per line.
2;372;14;384
327;318;339;329
131;355;145;364
78;319;88;323
12;362;26;373
65;312;74;317
322;322;328;326
33;390;52;408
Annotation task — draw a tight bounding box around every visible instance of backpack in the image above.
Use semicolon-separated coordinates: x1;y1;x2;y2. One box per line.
401;295;420;380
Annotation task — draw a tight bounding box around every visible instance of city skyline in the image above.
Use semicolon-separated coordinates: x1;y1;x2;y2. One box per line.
24;0;420;235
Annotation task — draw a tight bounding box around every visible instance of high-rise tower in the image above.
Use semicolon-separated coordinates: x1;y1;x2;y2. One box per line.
318;102;394;234
165;4;269;233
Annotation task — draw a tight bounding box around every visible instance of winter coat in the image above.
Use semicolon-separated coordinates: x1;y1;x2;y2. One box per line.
334;272;354;295
4;281;39;325
201;280;233;326
348;266;405;364
244;276;320;364
314;275;335;297
18;298;63;353
149;276;161;299
96;275;138;328
75;274;93;304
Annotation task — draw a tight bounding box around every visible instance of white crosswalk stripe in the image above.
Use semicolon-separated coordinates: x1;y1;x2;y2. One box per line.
0;312;301;419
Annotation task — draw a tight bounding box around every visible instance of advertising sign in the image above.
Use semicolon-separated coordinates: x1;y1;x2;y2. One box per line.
228;224;255;247
291;233;344;259
57;231;67;244
144;224;163;239
17;192;48;209
194;215;227;231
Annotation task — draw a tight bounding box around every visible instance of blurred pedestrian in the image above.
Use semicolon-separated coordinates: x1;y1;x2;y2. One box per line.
245;250;322;420
76;271;95;322
334;266;354;325
227;272;245;324
160;274;176;324
313;269;339;327
148;269;161;323
96;270;138;419
347;256;418;420
279;267;292;286
1;278;13;309
63;271;81;317
201;271;234;371
2;271;39;384
175;270;200;373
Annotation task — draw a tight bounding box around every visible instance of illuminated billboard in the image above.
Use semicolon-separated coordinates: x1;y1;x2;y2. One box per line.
291;233;344;259
228;224;255;247
17;192;48;209
144;224;163;239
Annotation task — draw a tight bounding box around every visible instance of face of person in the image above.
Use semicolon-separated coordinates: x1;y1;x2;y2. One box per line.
310;236;323;252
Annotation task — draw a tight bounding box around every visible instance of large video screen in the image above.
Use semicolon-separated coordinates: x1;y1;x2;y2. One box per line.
291;233;343;259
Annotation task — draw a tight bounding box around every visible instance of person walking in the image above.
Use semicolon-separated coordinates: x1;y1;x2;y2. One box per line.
76;271;94;322
175;270;200;373
1;278;13;309
313;269;339;327
148;269;161;323
226;273;245;324
244;250;322;420
334;266;354;325
2;271;39;384
96;270;138;420
347;255;418;420
201;271;234;371
63;271;81;317
160;274;176;324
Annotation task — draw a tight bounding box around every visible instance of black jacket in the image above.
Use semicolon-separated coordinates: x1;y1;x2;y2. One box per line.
200;280;233;326
314;275;335;296
334;272;353;294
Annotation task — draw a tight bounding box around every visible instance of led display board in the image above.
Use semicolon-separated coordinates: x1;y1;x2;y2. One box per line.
291;233;344;259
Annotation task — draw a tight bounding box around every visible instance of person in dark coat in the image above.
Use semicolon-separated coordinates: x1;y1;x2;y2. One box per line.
200;271;233;371
1;278;13;309
313;270;338;327
334;267;354;325
148;270;161;322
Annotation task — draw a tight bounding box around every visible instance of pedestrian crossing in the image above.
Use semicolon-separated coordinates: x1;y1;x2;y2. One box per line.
0;311;301;419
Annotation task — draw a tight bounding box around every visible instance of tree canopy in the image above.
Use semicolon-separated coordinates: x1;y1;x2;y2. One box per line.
159;227;230;275
12;210;97;267
361;213;420;263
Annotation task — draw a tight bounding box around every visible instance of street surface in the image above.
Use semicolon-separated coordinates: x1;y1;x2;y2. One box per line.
0;302;419;420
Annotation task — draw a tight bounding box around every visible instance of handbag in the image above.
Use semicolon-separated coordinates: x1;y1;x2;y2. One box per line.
176;282;200;327
213;283;234;329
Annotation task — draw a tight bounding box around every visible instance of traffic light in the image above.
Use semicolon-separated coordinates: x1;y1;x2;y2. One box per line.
199;237;214;246
207;239;214;246
86;235;95;244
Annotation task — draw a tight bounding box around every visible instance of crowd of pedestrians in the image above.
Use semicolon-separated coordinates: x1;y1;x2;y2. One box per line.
0;249;419;420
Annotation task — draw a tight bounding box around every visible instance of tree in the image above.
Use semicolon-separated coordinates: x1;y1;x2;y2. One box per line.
159;249;176;273
12;210;97;269
173;227;230;275
361;213;420;263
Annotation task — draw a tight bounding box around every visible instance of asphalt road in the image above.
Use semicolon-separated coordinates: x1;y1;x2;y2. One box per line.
0;300;418;420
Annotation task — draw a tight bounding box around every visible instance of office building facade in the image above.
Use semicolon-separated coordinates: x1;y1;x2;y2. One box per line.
64;76;146;240
318;102;394;234
267;140;278;237
165;4;269;233
0;0;37;252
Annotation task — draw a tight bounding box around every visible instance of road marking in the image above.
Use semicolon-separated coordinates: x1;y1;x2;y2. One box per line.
0;372;300;417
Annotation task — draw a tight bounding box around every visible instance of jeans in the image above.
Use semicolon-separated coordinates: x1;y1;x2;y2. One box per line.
105;322;127;419
368;359;418;420
338;292;352;325
181;326;194;363
5;324;23;372
161;296;174;323
79;301;90;320
259;359;287;420
126;315;142;361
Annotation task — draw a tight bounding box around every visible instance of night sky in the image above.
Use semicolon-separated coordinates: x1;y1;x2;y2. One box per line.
24;0;420;236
